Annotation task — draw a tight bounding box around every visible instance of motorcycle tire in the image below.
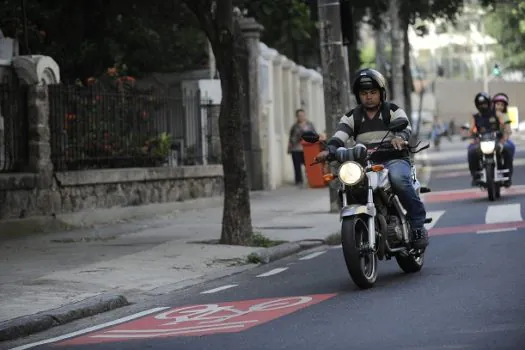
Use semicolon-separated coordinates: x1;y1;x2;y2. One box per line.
486;164;496;201
341;216;378;289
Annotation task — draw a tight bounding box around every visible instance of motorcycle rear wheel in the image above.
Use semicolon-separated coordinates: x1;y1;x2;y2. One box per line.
341;216;378;289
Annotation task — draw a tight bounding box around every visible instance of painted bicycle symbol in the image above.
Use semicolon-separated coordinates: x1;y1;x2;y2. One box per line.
155;296;314;326
58;294;336;344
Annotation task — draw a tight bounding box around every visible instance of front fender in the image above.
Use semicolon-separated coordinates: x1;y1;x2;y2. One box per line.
340;204;376;220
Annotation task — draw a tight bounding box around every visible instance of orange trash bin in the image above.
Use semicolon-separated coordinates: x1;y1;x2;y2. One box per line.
301;140;327;188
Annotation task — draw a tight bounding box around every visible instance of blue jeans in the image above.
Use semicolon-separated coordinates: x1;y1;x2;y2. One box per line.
384;159;427;229
506;139;515;158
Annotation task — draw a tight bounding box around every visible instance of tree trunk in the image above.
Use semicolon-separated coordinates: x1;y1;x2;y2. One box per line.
388;0;405;107
374;28;386;73
183;0;253;245
347;6;362;84
216;44;253;245
318;0;353;213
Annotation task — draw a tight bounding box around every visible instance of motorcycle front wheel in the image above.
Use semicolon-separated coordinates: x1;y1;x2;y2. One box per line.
341;216;378;289
486;163;497;201
396;251;425;273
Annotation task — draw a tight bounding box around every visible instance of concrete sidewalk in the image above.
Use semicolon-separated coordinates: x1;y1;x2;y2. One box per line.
0;186;340;341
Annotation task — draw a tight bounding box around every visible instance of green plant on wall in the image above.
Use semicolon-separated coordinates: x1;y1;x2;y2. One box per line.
150;132;173;159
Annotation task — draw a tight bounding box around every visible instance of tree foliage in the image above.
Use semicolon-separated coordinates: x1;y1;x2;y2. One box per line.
0;0;324;79
234;0;320;66
0;0;208;82
482;1;525;69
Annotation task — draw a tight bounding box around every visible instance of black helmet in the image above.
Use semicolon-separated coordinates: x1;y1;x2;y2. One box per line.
352;68;387;104
474;92;491;110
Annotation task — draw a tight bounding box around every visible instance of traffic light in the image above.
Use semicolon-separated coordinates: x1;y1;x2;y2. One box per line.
492;63;501;77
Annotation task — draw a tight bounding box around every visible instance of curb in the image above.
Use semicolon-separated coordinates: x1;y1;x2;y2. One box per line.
0;239;328;343
250;239;325;264
0;294;128;342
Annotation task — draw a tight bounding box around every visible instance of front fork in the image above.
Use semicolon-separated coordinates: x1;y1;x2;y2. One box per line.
391;196;411;243
366;186;376;249
340;183;376;249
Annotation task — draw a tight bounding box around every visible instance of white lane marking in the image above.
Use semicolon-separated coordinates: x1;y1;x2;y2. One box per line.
200;284;238;294
256;267;288;277
424;210;446;230
476;227;518;234
9;307;170;350
299;251;326;260
485;204;523;224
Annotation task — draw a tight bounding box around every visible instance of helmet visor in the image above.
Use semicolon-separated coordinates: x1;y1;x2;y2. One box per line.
357;76;378;91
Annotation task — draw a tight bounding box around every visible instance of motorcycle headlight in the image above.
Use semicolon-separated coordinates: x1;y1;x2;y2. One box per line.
480;140;495;154
338;161;365;186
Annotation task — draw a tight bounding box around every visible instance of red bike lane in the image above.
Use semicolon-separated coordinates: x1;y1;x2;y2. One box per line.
52;294;337;347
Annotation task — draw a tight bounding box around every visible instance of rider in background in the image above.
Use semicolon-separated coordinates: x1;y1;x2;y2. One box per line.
492;92;515;158
492;92;515;187
467;92;513;187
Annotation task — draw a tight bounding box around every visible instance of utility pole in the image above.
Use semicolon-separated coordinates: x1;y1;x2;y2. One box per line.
480;18;489;93
389;0;405;107
317;0;352;213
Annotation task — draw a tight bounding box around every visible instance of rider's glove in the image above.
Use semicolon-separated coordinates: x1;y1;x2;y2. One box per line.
326;144;338;156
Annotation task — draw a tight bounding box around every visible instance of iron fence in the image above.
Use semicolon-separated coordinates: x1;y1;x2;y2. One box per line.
48;85;216;171
0;81;29;173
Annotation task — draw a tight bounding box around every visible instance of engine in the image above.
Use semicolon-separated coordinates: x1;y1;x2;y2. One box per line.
386;215;403;244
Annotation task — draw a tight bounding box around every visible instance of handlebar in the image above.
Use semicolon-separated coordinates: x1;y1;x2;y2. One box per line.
469;131;502;141
311;140;428;166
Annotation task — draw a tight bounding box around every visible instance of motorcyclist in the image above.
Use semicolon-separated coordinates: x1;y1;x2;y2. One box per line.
314;68;429;250
467;92;514;187
492;92;515;184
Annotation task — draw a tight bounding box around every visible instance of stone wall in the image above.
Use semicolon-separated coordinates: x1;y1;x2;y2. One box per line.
0;77;224;223
0;165;223;220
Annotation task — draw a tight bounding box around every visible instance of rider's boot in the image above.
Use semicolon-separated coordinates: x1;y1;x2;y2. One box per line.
412;227;429;250
471;174;481;187
504;164;513;187
504;172;512;187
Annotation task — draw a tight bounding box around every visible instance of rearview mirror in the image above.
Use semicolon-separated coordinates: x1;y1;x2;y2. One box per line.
301;131;320;143
388;118;409;132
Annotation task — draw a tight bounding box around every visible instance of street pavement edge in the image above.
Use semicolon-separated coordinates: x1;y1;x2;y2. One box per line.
0;294;128;343
0;237;334;343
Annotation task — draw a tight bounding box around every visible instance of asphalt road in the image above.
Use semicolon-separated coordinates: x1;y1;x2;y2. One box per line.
6;142;525;350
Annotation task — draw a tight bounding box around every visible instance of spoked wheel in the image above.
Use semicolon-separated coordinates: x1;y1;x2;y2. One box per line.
341;216;378;289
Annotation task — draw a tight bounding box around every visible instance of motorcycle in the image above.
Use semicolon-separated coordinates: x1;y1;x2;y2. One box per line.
474;132;509;201
460;126;510;201
301;118;431;290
